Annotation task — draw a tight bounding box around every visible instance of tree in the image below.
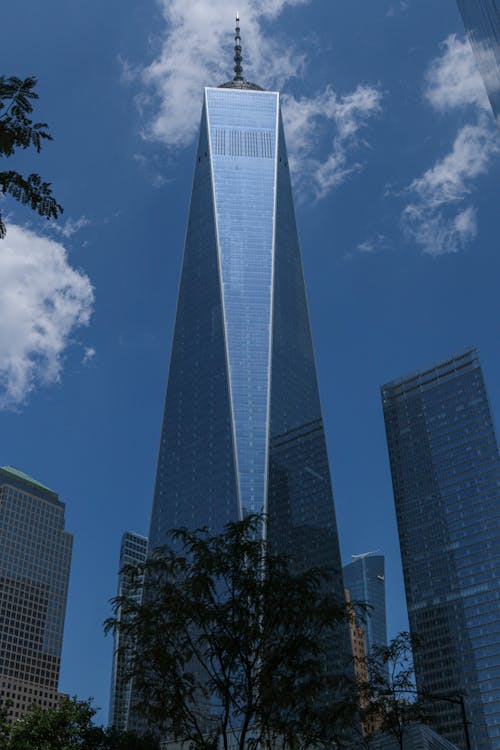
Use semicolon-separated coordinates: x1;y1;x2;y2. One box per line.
105;515;358;750
0;697;159;750
357;632;427;750
0;75;62;238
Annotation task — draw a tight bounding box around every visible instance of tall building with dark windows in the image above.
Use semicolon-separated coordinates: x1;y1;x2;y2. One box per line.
456;0;500;124
140;18;348;723
343;553;388;673
0;466;73;721
109;531;148;731
381;348;500;750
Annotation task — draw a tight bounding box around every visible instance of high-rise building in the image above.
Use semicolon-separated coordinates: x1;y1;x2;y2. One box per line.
381;347;500;750
109;531;148;731
456;0;500;124
138;16;348;725
0;466;73;721
343;553;388;672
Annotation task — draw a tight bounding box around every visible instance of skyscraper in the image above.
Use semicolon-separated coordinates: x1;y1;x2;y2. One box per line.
456;0;500;124
0;466;73;721
109;531;148;731
381;347;500;750
343;553;388;671
142;15;347;711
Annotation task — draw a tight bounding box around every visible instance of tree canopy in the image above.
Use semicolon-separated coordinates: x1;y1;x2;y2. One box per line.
0;75;62;238
357;632;426;749
0;697;159;750
105;515;359;750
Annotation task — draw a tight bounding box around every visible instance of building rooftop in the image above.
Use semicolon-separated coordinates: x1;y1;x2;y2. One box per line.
0;465;59;501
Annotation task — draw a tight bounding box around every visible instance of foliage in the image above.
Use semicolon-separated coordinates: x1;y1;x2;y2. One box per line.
0;697;159;750
105;515;357;750
0;75;62;238
357;632;427;749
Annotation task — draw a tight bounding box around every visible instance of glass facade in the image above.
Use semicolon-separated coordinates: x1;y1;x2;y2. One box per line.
343;554;388;676
109;531;148;730
382;348;500;750
0;466;72;720
145;82;348;690
457;0;500;124
372;723;462;750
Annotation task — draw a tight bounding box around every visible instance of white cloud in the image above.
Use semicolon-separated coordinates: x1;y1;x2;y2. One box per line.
82;346;96;364
401;36;499;255
51;215;90;238
140;0;308;149
281;85;382;198
0;225;94;409
424;34;490;113
357;234;389;254
386;1;410;17
402;119;499;255
344;233;389;261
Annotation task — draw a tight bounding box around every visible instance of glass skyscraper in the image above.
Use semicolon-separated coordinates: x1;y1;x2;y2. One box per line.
456;0;500;124
381;347;500;750
141;23;348;723
0;466;73;721
109;531;148;731
343;553;388;674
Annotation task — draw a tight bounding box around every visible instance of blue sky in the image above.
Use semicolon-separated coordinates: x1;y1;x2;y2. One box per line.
1;0;499;722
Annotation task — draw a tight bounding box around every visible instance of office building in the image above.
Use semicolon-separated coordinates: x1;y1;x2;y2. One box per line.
382;348;500;750
344;553;388;675
109;531;148;730
136;16;349;729
0;466;73;721
456;0;500;123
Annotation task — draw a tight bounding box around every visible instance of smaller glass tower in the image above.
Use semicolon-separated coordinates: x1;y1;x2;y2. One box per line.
0;466;73;721
109;531;148;730
343;553;388;676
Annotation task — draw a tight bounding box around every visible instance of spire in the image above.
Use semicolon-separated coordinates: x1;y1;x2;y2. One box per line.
233;12;243;81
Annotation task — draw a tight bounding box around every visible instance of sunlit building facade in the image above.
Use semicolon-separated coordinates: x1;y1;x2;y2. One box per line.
382;348;500;750
109;531;148;730
456;0;500;124
0;466;72;721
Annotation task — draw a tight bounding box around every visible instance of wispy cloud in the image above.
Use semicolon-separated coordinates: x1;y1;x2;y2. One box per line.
82;346;96;365
130;0;381;196
51;215;90;238
386;1;410;18
344;233;390;260
402;35;499;255
282;85;382;199
0;225;94;409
